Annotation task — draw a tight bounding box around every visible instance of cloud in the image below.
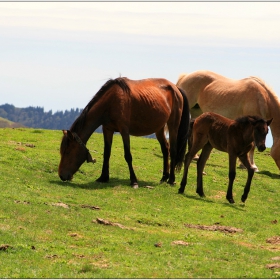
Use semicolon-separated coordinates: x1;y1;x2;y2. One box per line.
1;2;280;48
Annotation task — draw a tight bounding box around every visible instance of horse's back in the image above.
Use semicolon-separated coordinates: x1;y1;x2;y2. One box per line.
194;112;233;151
177;70;270;120
114;78;184;136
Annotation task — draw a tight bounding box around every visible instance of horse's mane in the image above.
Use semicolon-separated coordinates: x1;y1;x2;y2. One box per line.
235;115;264;124
70;77;130;132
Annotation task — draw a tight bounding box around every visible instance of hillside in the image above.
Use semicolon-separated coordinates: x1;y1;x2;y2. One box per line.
0;116;25;128
0;128;279;278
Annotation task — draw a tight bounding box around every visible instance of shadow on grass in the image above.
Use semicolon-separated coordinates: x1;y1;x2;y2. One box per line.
50;177;160;190
257;170;280;179
178;193;246;211
178;193;215;204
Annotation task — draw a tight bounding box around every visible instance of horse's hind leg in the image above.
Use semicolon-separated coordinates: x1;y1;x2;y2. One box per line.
238;154;255;203
121;131;138;188
249;145;259;172
155;128;170;183
239;145;258;171
96;127;113;183
196;143;212;197
167;126;179;185
226;155;237;204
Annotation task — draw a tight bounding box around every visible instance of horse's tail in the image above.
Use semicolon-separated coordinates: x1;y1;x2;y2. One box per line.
175;87;190;171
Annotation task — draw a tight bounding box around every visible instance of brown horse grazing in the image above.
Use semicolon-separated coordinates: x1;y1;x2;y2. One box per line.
58;77;190;188
176;70;280;172
178;112;272;204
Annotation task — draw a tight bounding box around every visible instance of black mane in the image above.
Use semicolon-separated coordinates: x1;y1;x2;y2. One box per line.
70;77;130;133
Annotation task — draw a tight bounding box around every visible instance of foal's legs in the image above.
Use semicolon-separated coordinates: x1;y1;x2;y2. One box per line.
155;128;170;183
238;153;255;203
178;151;194;194
226;155;237;204
179;130;210;194
196;143;213;197
96;127;113;183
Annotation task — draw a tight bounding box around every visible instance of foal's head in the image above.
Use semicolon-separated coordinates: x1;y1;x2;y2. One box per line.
251;117;273;152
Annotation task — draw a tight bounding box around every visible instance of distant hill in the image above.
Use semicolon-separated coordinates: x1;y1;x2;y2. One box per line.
0;104;86;130
0;117;25;128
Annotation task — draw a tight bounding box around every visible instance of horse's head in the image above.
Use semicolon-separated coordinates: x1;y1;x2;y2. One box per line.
58;130;96;181
252;118;273;152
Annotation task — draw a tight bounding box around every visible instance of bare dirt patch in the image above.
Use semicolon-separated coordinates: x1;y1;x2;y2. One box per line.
184;223;243;233
266;236;280;245
172;240;189;246
0;244;12;251
81;204;100;210
95;218;134;230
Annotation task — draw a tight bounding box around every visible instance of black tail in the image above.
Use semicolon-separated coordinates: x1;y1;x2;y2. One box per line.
175;87;190;171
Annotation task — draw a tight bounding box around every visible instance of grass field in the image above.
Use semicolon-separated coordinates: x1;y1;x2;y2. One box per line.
0;128;279;278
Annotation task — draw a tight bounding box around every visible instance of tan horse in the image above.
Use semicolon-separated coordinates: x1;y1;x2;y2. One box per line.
176;70;280;172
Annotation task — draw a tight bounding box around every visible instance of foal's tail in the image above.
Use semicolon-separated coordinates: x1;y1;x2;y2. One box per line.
175;87;190;171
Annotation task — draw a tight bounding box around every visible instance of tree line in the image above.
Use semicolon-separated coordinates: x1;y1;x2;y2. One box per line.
0;104;156;138
0;104;92;130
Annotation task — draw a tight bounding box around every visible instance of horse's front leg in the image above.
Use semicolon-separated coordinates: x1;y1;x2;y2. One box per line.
121;131;138;188
155;129;170;183
226;155;237;204
178;151;193;193
196;143;212;197
96;127;113;183
238;154;255;203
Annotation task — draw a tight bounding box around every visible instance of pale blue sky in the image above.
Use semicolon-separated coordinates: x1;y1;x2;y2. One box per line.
1;2;280;146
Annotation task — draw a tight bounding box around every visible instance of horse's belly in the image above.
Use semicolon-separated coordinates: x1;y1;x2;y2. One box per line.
129;115;168;136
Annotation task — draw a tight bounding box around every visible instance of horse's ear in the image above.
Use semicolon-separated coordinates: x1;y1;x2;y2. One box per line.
87;152;96;164
267;118;273;126
62;130;74;140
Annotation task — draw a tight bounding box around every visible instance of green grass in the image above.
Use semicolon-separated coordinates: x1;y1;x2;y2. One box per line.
0;128;280;278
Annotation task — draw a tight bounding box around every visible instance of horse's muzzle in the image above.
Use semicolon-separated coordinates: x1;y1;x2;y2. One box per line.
59;173;73;181
257;145;266;152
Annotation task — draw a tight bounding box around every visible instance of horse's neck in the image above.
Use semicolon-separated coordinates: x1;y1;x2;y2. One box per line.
182;74;216;108
79;107;105;144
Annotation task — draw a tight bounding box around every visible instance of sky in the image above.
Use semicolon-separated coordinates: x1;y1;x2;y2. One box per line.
1;2;280;146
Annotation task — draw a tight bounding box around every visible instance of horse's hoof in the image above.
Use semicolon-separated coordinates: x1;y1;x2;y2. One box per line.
197;191;205;198
178;188;184;194
241;196;247;203
160;175;169;183
96;176;109;183
192;155;199;161
131;183;139;189
167;180;176;186
227;198;235;204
